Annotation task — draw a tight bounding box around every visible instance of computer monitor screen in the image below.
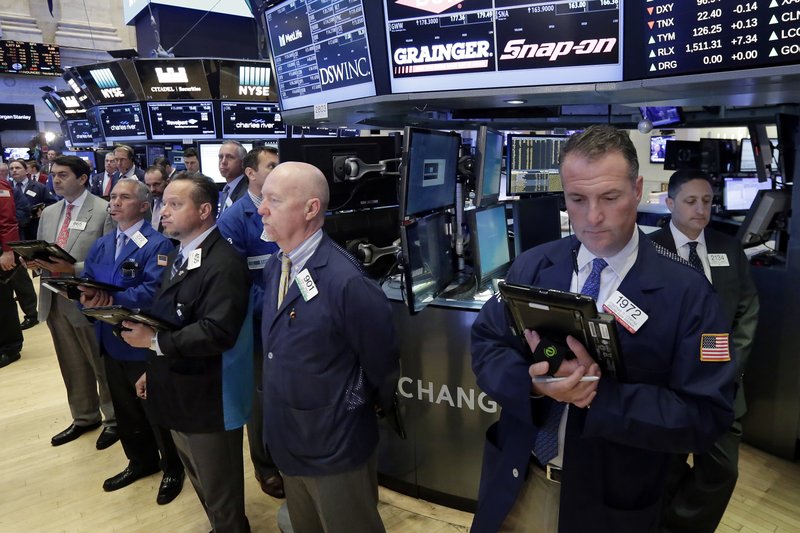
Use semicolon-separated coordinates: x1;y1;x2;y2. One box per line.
640;106;683;127
739;138;779;173
290;125;338;138
62;150;96;171
474;126;504;208
74;60;144;105
134;58;211;101
55;90;86;118
650;135;674;164
776;113;799;184
400;127;460;218
61;119;93;148
664;140;702;171
277;136;398;212
400;210;455;314
723;176;772;213
2;147;31;161
221;102;286;139
198;142;253;184
506;135;567;195
736;189;791;248
467;204;511;286
512;195;563;256
147;101;217;140
96;103;148;142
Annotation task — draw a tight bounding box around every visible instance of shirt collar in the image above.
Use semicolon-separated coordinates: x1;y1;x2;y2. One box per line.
247;190;261;210
576;225;639;280
117;219;145;240
67;188;90;210
224;174;245;192
669;220;706;250
179;225;216;259
283;228;324;276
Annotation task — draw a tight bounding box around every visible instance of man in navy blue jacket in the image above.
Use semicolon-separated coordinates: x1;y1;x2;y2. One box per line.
217;146;284;498
81;178;183;504
470;125;736;533
259;162;399;533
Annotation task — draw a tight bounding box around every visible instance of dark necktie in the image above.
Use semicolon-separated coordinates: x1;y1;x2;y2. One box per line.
687;242;704;273
532;257;608;465
171;252;184;280
219;184;231;215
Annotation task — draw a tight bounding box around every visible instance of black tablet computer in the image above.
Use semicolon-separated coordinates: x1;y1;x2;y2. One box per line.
8;240;76;264
82;305;178;331
498;281;626;381
40;276;125;301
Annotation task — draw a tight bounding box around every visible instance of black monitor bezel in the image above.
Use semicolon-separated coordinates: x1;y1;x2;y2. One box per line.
399;210;455;315
466;204;512;287
400;126;461;219
474;125;504;208
505;133;567;197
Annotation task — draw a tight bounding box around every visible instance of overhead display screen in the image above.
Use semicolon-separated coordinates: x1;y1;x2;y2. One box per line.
0;40;61;76
625;0;800;78
97;103;148;142
62;119;94;147
55;90;86;118
221;102;286;139
147;101;216;140
74;60;143;105
265;0;377;110
135;59;212;101
384;0;622;93
217;60;279;101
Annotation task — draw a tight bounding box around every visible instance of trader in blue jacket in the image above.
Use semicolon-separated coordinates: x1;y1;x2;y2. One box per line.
80;178;184;504
259;162;399;533
217;146;284;498
470;125;736;533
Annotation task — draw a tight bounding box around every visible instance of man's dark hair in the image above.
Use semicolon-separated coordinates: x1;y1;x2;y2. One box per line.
243;146;279;173
26;160;41;172
145;165;167;181
153;156;172;168
183;147;198;159
52;155;91;187
667;169;713;199
560;125;639;184
171;171;219;218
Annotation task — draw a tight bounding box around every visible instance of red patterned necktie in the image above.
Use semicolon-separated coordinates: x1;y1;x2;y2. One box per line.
55;204;74;249
103;175;112;197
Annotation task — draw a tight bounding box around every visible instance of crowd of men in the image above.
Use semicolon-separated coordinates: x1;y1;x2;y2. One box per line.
2;141;400;533
1;126;759;532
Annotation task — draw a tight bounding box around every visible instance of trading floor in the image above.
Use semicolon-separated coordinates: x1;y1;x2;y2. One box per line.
1;302;799;532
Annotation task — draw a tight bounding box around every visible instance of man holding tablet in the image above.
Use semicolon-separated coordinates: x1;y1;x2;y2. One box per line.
470;126;736;533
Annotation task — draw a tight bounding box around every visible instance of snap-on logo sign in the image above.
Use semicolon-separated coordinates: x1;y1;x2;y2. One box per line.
395;0;461;14
499;38;617;62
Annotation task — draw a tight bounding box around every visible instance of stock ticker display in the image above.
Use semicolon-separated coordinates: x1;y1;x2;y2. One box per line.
265;0;377;110
384;0;622;93
625;0;800;78
0;40;61;76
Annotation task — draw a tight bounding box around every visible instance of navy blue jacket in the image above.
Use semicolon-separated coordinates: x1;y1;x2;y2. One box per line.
470;233;736;533
19;179;56;239
261;233;399;476
83;221;174;361
216;194;278;327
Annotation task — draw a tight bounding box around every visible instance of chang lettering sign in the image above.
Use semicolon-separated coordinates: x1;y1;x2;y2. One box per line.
398;377;498;413
499;38;618;62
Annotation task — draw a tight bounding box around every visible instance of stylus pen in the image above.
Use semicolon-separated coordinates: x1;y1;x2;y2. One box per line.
532;376;600;383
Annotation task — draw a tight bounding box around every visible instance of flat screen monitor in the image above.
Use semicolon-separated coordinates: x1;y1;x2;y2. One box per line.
62;119;93;148
221;102;286;139
0;40;61;76
474;126;503;207
640;106;683;127
41;94;64;121
506;134;567;196
86;108;106;145
277;136;398;212
146;101;216;140
512;195;562;256
63;69;91;108
722;176;772;214
215;59;279;101
2;147;31;162
776;113;799;185
74;60;144;105
96;103;148;142
54;90;86;118
400;127;460;218
466;204;511;287
736;189;791;248
739;138;779;174
650;135;674;164
383;1;622;93
62;150;96;172
664;140;702;171
198;141;253;184
264;0;377;110
290;125;338;138
400;210;455;314
134;58;211;101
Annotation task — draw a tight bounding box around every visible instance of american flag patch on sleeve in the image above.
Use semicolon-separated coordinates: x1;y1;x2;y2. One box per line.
700;334;731;362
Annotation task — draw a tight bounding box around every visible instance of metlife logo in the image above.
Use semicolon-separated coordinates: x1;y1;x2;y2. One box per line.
239;66;272;97
155;67;189;84
278;29;303;48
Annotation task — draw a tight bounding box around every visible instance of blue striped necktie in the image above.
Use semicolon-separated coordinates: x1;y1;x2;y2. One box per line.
533;257;608;465
171;252;184;280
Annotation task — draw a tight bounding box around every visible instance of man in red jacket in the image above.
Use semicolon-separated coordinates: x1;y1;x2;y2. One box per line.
0;179;24;367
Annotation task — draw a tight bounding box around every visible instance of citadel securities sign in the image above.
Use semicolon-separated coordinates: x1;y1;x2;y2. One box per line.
0;104;36;130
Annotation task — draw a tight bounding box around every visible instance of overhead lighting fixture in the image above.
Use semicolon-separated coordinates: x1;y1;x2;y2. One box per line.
505;99;526;105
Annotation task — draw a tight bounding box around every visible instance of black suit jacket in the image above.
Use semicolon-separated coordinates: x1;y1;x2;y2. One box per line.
228;176;248;206
146;228;253;432
649;225;759;416
17;180;52;239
